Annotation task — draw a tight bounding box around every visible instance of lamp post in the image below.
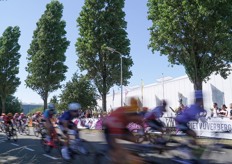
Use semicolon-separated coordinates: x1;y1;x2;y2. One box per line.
106;47;123;106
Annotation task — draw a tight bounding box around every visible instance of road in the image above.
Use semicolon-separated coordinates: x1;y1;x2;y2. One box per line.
0;128;232;164
0;128;106;164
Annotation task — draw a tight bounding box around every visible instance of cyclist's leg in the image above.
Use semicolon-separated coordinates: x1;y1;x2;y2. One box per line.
59;125;71;160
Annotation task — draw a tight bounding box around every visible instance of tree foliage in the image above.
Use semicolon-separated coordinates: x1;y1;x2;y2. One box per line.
147;0;232;90
0;95;22;114
26;0;70;110
59;73;98;111
0;26;21;113
76;0;132;111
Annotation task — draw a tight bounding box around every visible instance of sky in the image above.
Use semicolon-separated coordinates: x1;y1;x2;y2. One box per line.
0;0;185;104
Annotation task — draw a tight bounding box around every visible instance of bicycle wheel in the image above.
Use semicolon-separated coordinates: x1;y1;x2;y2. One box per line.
6;131;11;140
148;132;160;144
24;125;30;135
12;129;18;142
33;126;39;137
41;138;53;153
131;129;145;143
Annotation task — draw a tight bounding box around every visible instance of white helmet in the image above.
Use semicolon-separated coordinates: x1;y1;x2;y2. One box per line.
68;102;81;111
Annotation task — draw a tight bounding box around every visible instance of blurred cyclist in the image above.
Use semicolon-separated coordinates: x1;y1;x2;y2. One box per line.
144;100;167;133
58;102;85;160
175;90;206;145
103;97;144;164
43;103;57;144
4;113;14;133
18;113;28;127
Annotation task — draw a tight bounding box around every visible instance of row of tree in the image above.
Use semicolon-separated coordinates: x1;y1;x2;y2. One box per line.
1;0;232;114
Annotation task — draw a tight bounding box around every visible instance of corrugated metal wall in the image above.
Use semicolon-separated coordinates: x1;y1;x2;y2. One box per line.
98;73;232;117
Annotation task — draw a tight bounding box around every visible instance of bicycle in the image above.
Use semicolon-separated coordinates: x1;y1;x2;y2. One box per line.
32;122;41;137
19;123;30;135
161;130;232;164
94;141;177;164
0;121;6;133
5;124;18;142
41;127;63;154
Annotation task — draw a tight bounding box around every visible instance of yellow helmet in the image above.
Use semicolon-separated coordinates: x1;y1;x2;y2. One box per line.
124;97;140;113
7;113;12;117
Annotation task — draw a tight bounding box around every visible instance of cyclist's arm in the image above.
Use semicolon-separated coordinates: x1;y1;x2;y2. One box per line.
60;120;69;133
44;117;53;128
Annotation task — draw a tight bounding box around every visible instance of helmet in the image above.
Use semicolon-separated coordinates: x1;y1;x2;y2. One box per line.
15;113;19;115
68;102;81;111
48;103;55;110
124;97;139;113
161;100;167;106
7;113;12;117
160;99;167;112
20;113;24;115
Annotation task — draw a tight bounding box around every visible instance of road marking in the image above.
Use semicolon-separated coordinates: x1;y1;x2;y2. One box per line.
43;154;58;160
25;147;35;151
11;143;19;146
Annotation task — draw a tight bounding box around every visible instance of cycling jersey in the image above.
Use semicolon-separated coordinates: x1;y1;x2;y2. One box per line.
175;104;205;124
59;111;78;122
144;106;164;120
104;107;136;135
32;114;40;122
43;109;54;119
4;116;13;124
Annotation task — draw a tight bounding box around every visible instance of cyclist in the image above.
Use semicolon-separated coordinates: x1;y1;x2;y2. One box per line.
103;97;144;164
58;102;84;160
18;113;28;127
13;113;20;127
0;113;6;131
0;113;6;121
144;100;167;134
43;103;57;144
32;111;41;124
4;113;14;133
175;90;206;145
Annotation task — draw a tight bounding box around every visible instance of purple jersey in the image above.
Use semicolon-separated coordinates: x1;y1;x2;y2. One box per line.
175;104;205;123
144;106;163;120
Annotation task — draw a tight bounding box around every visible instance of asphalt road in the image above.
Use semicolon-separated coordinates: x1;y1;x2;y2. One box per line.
0;128;232;164
0;128;108;164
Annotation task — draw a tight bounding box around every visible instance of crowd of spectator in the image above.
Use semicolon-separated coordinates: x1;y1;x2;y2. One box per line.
210;102;232;119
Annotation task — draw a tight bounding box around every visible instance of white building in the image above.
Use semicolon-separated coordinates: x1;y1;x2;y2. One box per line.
98;72;232;117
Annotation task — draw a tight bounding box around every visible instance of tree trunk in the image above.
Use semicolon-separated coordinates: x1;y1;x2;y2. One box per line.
102;94;106;112
1;96;6;114
193;79;202;90
43;91;48;111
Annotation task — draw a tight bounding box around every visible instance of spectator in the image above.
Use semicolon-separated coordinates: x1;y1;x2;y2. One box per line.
218;104;228;117
230;103;232;120
210;103;220;117
174;98;187;115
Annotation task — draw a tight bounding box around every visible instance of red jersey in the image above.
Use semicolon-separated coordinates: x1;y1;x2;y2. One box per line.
105;107;131;134
4;116;13;124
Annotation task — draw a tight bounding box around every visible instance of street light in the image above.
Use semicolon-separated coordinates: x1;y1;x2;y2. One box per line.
106;47;123;106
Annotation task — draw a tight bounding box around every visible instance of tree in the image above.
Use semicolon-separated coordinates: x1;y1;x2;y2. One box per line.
26;0;70;110
76;0;132;111
0;95;23;114
49;95;60;112
147;0;232;90
0;26;21;113
59;73;98;111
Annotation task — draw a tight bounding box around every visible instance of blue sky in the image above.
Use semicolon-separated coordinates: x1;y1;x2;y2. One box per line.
0;0;185;104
